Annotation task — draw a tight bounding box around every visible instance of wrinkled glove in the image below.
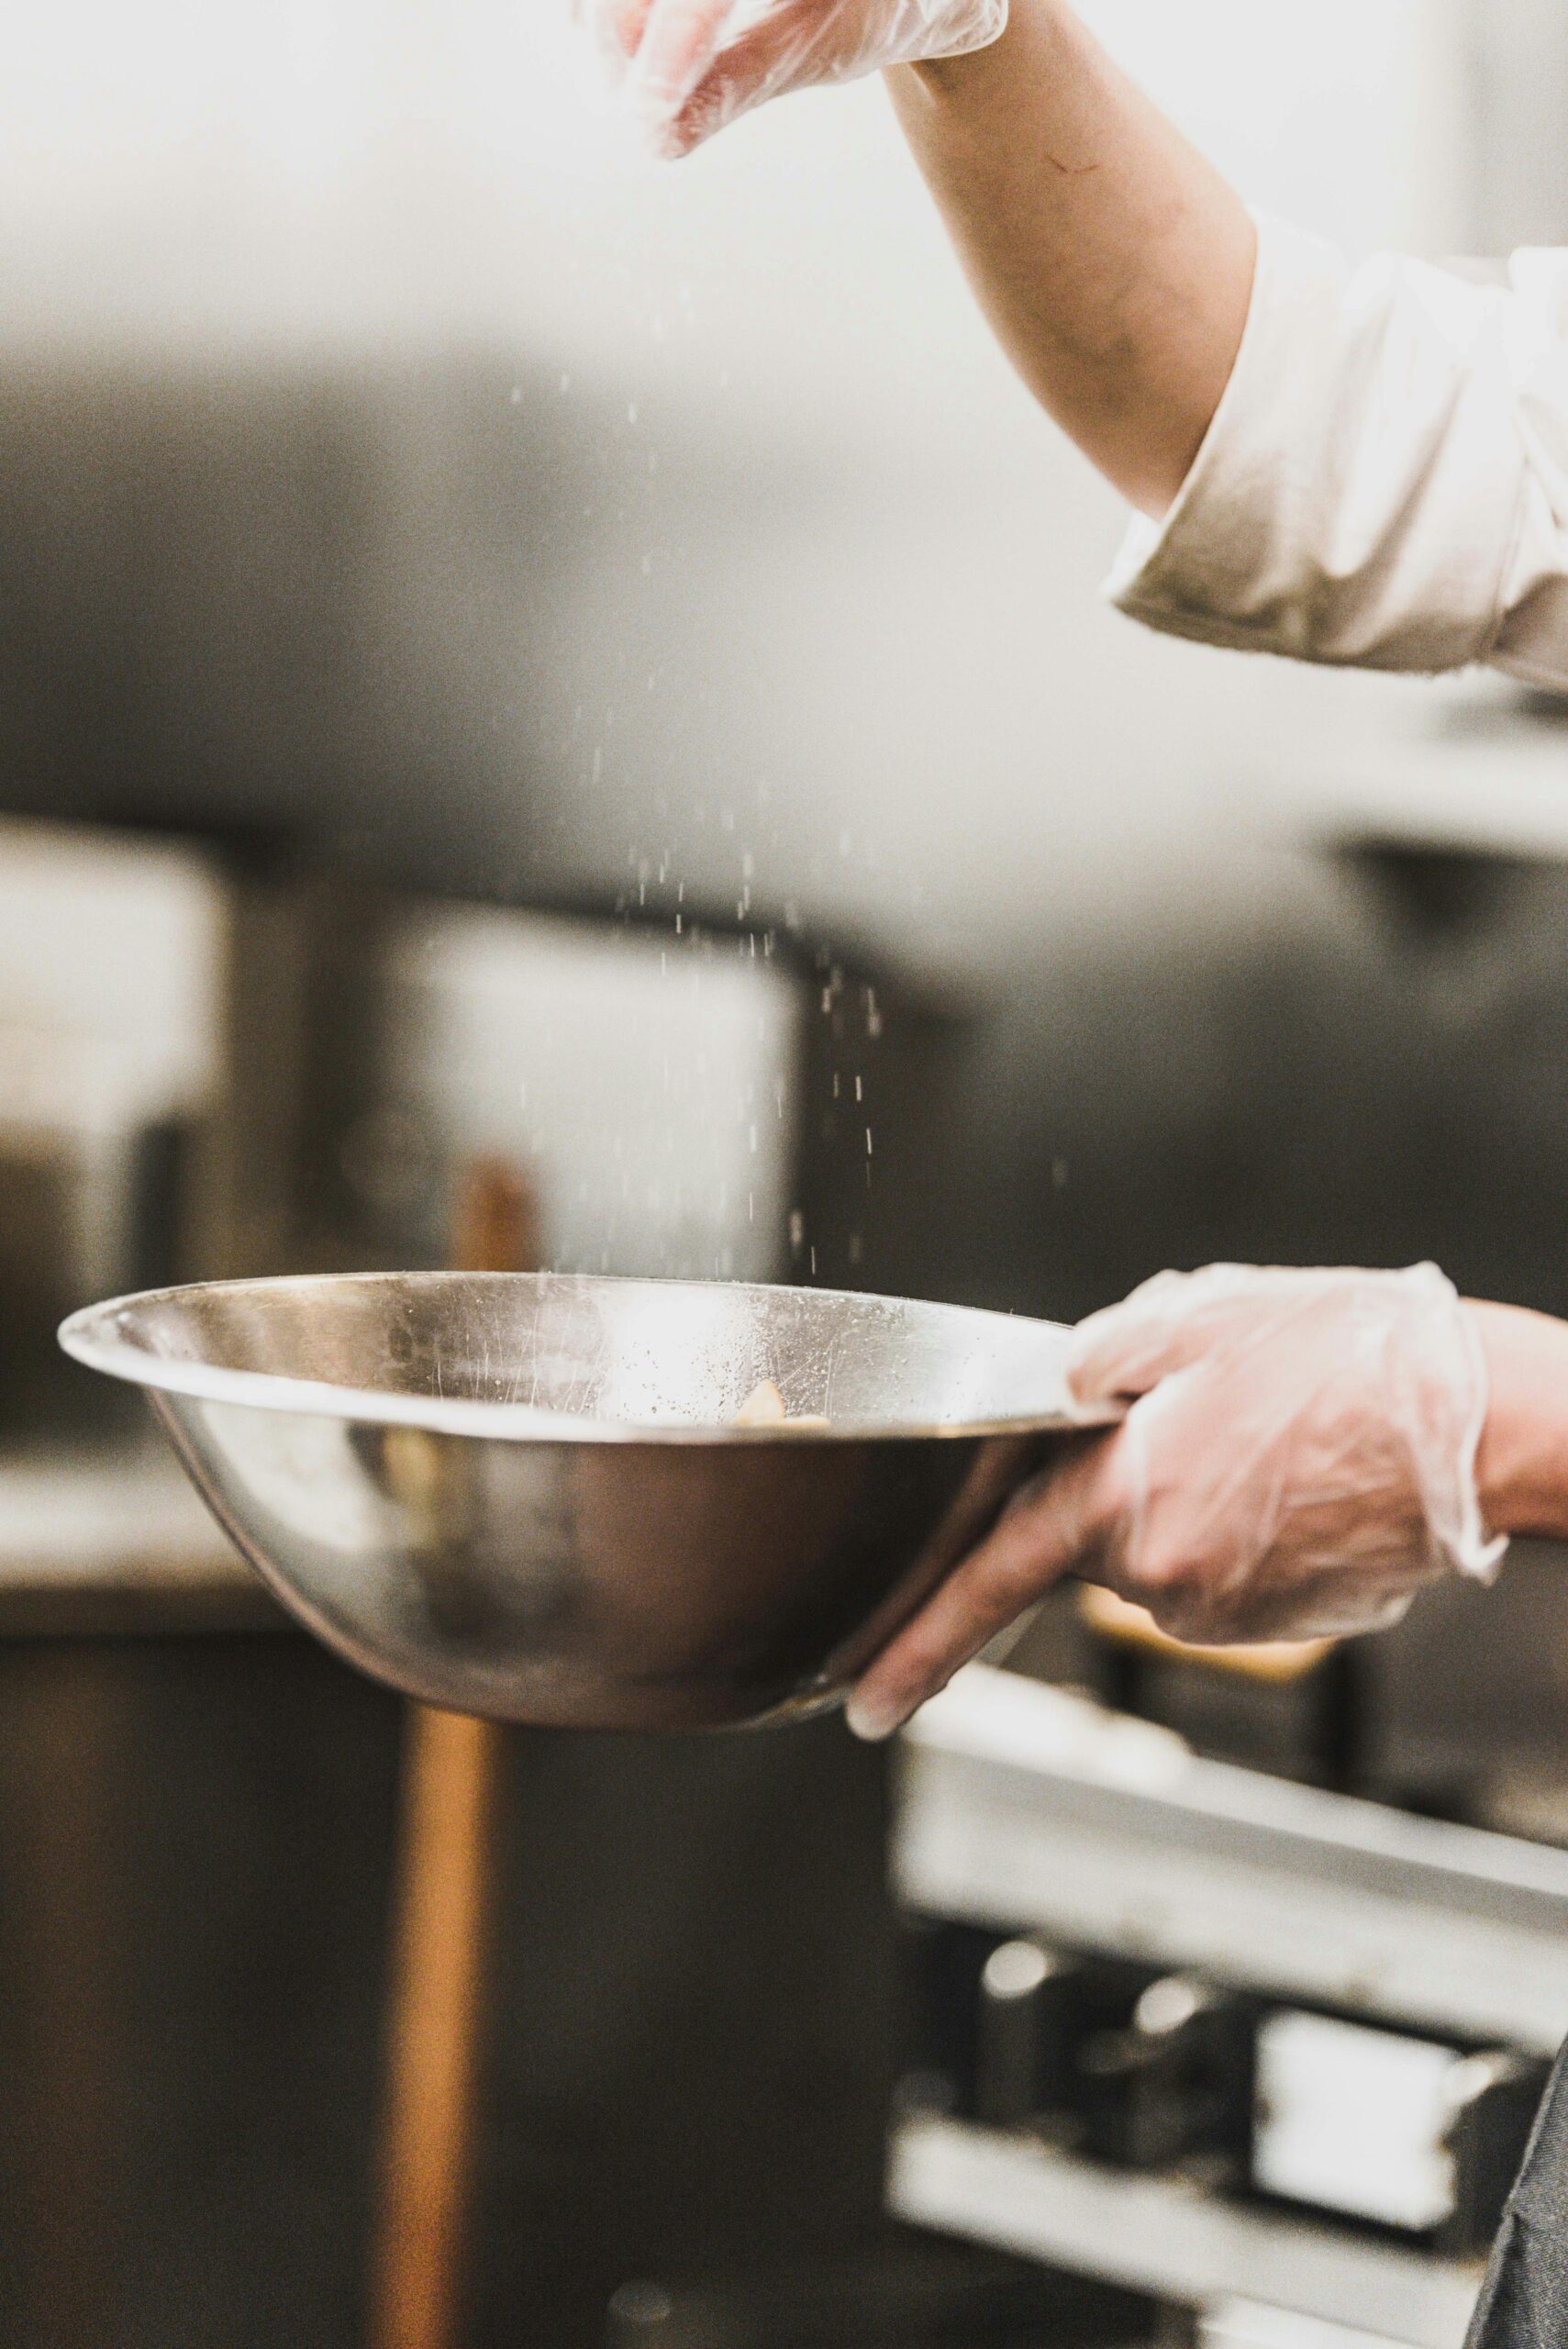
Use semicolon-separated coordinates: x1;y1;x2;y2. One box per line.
846;1262;1506;1741
1066;1262;1504;1640
581;0;1008;158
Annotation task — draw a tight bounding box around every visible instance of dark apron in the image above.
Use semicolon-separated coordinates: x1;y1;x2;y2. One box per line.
1465;2034;1568;2348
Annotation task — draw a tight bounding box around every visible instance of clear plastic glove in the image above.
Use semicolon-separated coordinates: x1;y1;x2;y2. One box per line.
846;1263;1507;1741
581;0;1008;158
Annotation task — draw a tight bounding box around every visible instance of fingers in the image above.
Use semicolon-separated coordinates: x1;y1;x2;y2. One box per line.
623;0;740;129
655;0;892;160
593;0;1008;154
578;0;657;56
661;70;737;156
845;1431;1122;1742
612;0;658;53
658;2;810;155
574;0;658;95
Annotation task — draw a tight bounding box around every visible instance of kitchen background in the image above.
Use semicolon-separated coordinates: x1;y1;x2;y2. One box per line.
6;2;1568;2344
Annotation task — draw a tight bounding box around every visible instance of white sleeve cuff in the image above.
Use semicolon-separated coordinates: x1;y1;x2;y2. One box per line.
1104;212;1530;676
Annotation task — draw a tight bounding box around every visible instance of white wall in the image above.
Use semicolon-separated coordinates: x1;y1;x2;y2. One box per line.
0;1;1548;981
0;0;1485;354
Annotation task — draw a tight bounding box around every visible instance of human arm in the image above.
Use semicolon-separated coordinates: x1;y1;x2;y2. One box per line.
892;7;1568;675
885;0;1255;518
846;1273;1568;1742
589;0;1251;516
597;0;1568;684
1470;1300;1568;1541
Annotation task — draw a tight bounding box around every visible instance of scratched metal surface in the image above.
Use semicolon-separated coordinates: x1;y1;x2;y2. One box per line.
60;1274;1077;1726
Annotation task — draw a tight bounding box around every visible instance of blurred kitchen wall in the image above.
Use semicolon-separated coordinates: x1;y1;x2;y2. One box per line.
3;0;1563;983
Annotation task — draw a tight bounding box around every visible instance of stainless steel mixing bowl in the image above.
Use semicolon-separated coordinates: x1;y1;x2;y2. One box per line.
59;1272;1084;1730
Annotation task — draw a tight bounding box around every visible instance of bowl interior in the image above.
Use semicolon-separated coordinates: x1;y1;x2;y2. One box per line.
63;1272;1077;1437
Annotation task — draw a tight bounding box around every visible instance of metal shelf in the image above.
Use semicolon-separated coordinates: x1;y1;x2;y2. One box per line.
895;1667;1568;2055
889;2116;1480;2349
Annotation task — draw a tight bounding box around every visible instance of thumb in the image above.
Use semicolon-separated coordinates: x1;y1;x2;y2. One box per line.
845;1429;1119;1741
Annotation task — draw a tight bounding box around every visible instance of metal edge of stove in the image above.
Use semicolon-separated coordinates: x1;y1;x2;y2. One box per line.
887;2116;1479;2349
1202;2298;1439;2349
893;1667;1568;2054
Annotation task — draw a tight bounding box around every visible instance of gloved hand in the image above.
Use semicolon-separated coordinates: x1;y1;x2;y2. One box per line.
846;1262;1506;1741
581;0;1008;158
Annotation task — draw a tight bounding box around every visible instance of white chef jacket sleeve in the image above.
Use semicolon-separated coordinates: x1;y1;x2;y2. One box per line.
1105;212;1568;690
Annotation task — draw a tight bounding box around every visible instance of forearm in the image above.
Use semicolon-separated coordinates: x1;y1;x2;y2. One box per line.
887;0;1255;517
1471;1302;1568;1542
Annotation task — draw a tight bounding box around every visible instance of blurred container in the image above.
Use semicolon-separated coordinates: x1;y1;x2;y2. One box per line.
1079;1976;1255;2180
1249;2009;1545;2257
972;1938;1083;2131
0;820;220;1433
0;1027;185;1432
900;1921;1255;2180
0;817;354;1433
318;897;808;1283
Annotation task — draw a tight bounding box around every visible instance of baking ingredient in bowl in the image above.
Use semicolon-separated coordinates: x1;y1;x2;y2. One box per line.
733;1379;831;1430
735;1379;788;1425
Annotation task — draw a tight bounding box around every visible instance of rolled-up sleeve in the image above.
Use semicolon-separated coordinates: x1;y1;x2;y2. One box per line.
1106;213;1568;690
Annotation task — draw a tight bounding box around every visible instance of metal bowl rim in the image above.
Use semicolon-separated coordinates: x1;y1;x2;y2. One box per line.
58;1270;1088;1446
